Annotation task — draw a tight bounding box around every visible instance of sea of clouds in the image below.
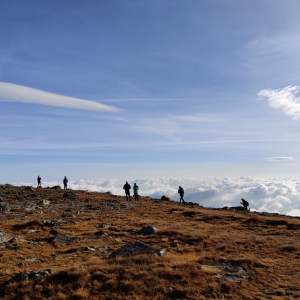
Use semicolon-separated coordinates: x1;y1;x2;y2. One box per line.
18;177;300;216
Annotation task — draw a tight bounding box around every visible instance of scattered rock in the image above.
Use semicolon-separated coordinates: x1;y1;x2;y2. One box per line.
161;195;171;201
40;199;50;205
94;230;108;238
85;247;96;251
25;257;39;262
286;224;300;230
62;212;76;218
138;226;158;235
43;219;62;227
49;230;78;244
109;242;166;258
98;223;111;229
51;185;61;190
0;202;10;212
202;262;250;281
24;186;34;191
0;235;15;243
93;245;109;251
13;269;52;282
225;206;248;212
63;192;77;199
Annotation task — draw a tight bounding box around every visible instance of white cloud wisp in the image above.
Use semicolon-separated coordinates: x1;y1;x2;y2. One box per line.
0;82;121;112
266;157;293;162
258;85;300;120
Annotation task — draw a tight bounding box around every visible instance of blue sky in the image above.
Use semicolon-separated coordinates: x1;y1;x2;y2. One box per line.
1;0;300;183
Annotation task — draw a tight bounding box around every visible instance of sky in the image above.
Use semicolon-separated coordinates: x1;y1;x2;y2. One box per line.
1;1;300;214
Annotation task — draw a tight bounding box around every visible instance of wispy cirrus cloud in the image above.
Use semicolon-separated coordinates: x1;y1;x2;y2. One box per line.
266;157;293;162
258;85;300;120
0;82;121;112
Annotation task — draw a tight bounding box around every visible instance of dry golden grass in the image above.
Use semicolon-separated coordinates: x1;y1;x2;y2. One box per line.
0;184;300;299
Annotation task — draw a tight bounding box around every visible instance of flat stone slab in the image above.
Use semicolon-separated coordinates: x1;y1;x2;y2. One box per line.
109;242;166;258
202;262;251;281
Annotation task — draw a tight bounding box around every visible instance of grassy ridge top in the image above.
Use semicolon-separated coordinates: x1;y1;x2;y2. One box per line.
0;184;299;300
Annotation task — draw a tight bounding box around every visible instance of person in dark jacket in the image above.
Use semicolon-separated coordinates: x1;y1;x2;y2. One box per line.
133;183;139;201
63;176;68;191
37;176;42;188
240;198;249;210
123;181;131;201
178;186;185;204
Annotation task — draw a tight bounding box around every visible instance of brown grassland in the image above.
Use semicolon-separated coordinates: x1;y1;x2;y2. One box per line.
0;184;300;299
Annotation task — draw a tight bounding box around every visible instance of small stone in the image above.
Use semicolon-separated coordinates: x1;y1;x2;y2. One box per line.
40;199;50;205
25;258;39;262
98;223;111;229
85;247;96;251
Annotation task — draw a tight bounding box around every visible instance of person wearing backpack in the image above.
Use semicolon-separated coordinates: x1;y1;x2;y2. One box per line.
37;175;42;188
178;186;185;204
123;181;131;201
63;176;68;191
133;183;139;201
240;198;249;210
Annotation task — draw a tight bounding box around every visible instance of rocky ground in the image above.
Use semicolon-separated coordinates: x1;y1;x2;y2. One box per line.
0;183;300;299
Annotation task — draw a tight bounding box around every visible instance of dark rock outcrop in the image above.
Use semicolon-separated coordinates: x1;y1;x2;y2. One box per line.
161;195;171;201
13;269;52;282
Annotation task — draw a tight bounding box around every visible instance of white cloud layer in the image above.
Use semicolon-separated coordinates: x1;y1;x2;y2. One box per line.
258;85;300;120
18;177;300;216
0;82;120;112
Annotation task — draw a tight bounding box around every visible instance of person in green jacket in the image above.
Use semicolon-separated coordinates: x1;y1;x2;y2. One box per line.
133;183;139;201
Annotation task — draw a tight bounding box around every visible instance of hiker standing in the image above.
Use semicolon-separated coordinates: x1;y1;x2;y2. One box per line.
123;181;131;201
63;176;68;191
37;176;42;188
240;198;249;210
178;186;185;204
133;183;139;201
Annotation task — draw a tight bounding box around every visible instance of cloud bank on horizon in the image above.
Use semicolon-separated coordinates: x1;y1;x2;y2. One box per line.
17;177;300;217
259;86;300;120
0;82;121;112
